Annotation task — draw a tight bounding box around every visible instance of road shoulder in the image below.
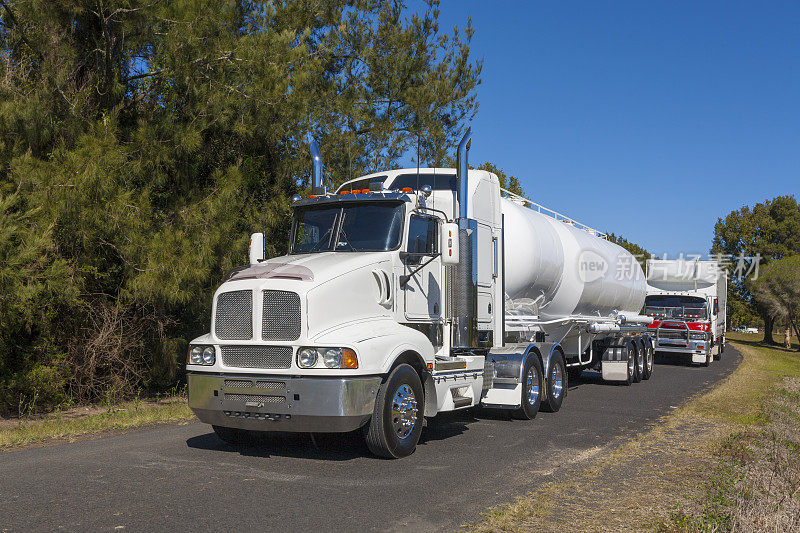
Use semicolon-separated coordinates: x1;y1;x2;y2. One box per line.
467;337;800;532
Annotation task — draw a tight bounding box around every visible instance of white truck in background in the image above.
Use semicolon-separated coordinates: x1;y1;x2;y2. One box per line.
187;130;656;458
644;259;727;366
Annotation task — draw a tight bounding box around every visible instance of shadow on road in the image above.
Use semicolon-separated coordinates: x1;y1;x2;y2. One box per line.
185;410;481;460
655;353;698;367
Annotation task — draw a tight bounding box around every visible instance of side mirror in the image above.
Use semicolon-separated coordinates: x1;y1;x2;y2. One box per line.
441;222;459;265
249;232;265;264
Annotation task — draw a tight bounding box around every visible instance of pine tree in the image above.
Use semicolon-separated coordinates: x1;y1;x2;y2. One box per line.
0;0;481;413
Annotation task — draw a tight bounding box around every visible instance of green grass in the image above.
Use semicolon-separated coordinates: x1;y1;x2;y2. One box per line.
0;394;193;450
468;335;800;532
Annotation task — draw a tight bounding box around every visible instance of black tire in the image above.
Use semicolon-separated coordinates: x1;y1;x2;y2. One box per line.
365;363;424;459
567;366;583;383
714;337;724;361
513;355;543;420
212;425;253;445
703;348;711;367
632;344;643;383
641;341;654;380
624;346;636;386
541;350;567;413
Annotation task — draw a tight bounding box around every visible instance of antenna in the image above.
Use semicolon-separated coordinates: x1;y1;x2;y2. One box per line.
416;130;420;194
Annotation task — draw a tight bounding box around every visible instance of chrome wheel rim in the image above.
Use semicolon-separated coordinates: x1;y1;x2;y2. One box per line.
646;348;653;372
391;384;418;439
628;350;635;376
551;363;564;399
526;367;540;405
637;350;644;375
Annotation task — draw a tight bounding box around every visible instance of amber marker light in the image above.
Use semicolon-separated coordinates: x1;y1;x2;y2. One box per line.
401;187;413;193
342;348;359;369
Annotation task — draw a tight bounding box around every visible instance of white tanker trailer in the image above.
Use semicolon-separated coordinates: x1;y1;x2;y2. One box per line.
186;129;655;458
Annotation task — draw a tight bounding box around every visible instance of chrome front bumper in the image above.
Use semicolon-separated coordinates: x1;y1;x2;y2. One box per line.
187;372;381;433
655;338;709;360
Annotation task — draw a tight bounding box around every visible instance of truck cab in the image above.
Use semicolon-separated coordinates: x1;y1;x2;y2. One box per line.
187;145;505;457
644;259;727;366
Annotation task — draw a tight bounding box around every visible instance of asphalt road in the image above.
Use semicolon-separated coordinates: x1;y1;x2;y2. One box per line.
1;347;740;532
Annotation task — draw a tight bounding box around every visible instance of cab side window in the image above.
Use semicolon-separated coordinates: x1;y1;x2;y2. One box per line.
407;215;438;261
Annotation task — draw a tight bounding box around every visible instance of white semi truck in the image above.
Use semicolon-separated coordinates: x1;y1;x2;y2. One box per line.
187;130;656;458
644;259;727;366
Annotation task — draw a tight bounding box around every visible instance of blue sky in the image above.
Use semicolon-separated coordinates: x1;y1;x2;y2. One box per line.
406;1;799;256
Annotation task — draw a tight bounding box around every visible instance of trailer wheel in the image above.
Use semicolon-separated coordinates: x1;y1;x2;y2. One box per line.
365;363;424;459
513;355;543;420
624;346;636;385
641;342;654;380
633;344;643;383
541;350;567;413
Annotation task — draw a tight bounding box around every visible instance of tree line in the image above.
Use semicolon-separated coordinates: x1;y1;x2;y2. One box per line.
0;0;481;415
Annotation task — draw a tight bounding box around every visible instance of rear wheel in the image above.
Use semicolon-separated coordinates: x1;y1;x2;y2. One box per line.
541;351;567;412
624;346;635;385
641;341;654;380
365;364;424;459
633;345;643;383
513;355;543;420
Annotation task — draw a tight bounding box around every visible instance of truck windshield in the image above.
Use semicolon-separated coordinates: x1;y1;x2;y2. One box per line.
644;295;708;320
290;203;404;253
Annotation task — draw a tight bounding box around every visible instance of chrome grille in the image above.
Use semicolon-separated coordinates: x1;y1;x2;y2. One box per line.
224;393;286;404
223;379;253;389
220;346;292;369
215;290;253;340
262;290;301;341
255;381;285;390
659;330;688;339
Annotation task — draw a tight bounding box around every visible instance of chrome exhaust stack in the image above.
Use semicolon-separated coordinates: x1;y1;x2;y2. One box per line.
456;127;472;220
310;139;326;195
451;128;478;350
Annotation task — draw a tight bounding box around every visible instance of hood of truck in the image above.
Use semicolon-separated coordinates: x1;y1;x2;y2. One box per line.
225;252;386;287
211;251;396;346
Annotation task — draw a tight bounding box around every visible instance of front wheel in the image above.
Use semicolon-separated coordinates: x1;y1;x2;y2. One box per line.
365;364;424;459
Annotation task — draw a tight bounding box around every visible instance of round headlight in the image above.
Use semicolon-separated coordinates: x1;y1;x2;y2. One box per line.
323;348;343;368
190;346;203;365
298;348;317;368
202;346;215;365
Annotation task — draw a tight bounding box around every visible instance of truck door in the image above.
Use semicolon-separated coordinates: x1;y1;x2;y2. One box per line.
403;214;442;320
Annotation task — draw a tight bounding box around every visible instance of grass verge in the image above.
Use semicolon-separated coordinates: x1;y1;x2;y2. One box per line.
0;390;194;450
467;333;800;532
